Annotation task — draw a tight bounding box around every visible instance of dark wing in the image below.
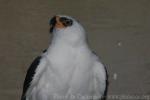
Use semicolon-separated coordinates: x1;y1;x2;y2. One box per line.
21;56;42;100
92;51;109;100
101;65;109;100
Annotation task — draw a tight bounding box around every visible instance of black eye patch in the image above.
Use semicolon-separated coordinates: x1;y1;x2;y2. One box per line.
59;17;73;27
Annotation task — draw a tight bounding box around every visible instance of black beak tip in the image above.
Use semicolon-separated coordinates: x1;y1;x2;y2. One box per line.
49;16;56;33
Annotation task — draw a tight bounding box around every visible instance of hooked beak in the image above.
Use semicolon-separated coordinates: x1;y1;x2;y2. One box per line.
49;16;65;33
49;15;73;33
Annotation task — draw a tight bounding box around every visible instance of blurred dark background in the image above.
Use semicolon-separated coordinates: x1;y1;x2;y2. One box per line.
0;0;150;100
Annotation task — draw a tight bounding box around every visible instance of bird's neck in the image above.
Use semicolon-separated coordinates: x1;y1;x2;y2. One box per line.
46;30;90;57
51;29;88;48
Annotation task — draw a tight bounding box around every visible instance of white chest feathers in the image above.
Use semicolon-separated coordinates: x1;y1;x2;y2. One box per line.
26;45;106;100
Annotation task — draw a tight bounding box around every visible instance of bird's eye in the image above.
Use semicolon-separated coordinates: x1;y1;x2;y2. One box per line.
59;17;73;27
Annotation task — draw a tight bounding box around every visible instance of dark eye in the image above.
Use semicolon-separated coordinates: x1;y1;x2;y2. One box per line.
59;17;73;27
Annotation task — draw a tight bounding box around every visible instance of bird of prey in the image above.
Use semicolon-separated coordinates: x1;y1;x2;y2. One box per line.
21;15;108;100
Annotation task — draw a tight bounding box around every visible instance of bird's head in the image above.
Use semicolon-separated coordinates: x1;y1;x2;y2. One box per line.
49;15;87;45
49;15;85;34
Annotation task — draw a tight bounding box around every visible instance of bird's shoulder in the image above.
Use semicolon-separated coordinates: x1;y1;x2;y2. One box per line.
92;51;108;80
